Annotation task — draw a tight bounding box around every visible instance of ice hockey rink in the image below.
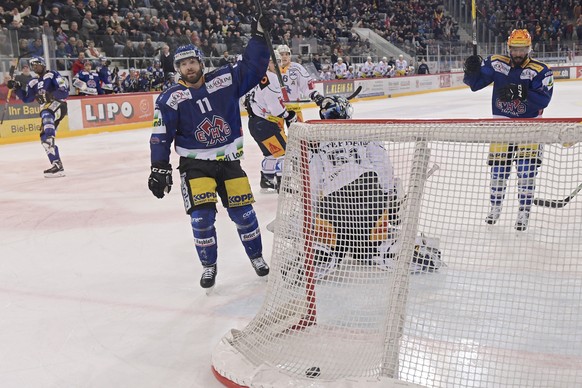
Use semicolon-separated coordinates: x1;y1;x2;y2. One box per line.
0;81;581;388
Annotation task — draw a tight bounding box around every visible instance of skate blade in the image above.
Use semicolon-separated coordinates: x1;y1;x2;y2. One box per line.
44;171;66;178
204;285;216;296
260;187;277;194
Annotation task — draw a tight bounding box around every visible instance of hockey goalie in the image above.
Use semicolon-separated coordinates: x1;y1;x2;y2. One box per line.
302;96;443;280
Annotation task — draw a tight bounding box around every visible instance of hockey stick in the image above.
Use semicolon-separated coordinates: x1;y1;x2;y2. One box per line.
288;85;363;104
471;0;478;56
266;163;441;233
533;183;582;208
1;51;30;124
252;0;290;101
346;85;362;100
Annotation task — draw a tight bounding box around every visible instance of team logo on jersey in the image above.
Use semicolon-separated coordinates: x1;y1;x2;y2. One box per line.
492;61;510;75
206;74;232;93
520;69;537;80
196;115;232;146
495;99;526;116
167;89;192;110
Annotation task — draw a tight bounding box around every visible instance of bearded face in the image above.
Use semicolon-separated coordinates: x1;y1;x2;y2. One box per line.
509;46;529;67
178;57;204;85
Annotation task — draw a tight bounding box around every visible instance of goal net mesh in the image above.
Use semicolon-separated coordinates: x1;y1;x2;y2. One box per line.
212;119;582;387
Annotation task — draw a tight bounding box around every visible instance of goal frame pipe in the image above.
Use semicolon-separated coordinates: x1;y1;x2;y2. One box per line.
380;141;432;378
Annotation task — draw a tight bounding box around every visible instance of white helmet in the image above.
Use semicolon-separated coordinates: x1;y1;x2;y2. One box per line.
272;50;282;62
277;44;291;54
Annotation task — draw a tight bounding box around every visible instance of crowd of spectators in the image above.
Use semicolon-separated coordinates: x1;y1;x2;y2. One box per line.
0;0;580;90
479;0;582;52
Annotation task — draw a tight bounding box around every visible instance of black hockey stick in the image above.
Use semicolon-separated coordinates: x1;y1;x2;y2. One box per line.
346;85;362;100
252;0;289;101
290;85;363;104
533;183;582;208
471;0;478;56
1;50;30;124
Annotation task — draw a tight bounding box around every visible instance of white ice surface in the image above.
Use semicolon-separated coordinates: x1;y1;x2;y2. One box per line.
0;82;580;388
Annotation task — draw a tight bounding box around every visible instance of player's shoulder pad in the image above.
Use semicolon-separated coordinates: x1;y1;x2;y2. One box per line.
157;83;191;110
490;54;510;64
204;66;233;93
290;62;309;74
524;58;547;73
43;71;56;80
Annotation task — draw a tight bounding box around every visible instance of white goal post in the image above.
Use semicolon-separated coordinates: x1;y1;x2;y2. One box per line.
212;118;582;388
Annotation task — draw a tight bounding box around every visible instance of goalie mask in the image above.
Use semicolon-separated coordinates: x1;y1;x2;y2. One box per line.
319;96;353;120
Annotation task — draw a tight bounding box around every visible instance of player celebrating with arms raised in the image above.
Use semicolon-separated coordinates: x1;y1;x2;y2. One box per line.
463;29;554;231
148;15;273;290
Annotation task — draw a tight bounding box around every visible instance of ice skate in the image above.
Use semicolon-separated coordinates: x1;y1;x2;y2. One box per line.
260;172;277;193
250;256;270;277
200;264;217;290
44;160;65;178
485;205;502;225
515;207;530;231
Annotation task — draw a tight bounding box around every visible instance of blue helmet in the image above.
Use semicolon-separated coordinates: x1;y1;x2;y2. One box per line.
319;96;353;120
29;56;46;68
173;44;204;71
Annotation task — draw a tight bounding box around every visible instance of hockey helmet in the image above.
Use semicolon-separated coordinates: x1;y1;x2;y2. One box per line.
277;44;291;54
507;29;531;48
29;56;46;68
270;50;282;63
319;96;353;120
173;44;204;71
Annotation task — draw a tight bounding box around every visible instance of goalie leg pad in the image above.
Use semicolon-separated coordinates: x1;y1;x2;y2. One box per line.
227;205;262;260
190;206;218;266
516;158;540;208
311;242;343;280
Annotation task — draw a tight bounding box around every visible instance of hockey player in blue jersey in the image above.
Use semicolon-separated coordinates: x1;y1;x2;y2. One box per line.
8;56;69;177
148;15;273;290
73;60;103;96
463;29;554;231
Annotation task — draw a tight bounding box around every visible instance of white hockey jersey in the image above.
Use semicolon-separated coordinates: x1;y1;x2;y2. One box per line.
359;61;375;77
280;61;315;101
310;141;395;197
245;71;286;119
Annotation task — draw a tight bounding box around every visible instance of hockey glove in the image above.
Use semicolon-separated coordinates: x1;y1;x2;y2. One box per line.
497;83;527;102
251;13;274;38
6;80;21;90
148;162;173;199
283;110;297;128
463;55;482;75
310;91;325;106
35;89;53;105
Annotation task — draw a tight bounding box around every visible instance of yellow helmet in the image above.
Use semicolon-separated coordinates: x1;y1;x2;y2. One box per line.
507;29;531;47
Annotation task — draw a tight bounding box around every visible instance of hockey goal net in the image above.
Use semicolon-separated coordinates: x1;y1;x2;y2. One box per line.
213;119;582;388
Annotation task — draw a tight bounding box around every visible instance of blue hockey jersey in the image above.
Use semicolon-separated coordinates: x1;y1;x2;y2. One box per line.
463;55;554;118
15;70;69;103
150;36;269;164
